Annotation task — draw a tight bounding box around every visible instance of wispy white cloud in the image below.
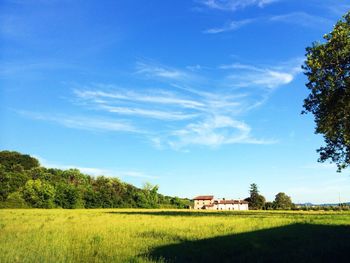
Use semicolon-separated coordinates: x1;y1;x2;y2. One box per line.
202;10;335;35
270;12;333;28
165;115;276;149
204;19;255;34
99;104;197;121
230;70;293;89
199;0;279;12
72;82;269;148
74;89;205;110
257;0;278;7
36;156;158;179
186;64;203;71
19;58;300;150
220;60;301;89
219;63;260;71
136;61;189;80
73;89;201;121
75;59;300;148
326;4;350;16
18;111;139;133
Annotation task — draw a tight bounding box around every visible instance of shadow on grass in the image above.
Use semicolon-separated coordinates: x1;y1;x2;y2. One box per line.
146;224;350;263
107;210;343;218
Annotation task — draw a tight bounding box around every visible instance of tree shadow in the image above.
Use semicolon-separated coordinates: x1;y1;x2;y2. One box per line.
146;223;350;262
107;210;342;218
108;210;250;217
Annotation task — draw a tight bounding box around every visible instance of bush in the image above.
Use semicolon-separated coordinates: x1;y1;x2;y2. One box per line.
0;192;28;208
22;180;56;208
332;206;341;211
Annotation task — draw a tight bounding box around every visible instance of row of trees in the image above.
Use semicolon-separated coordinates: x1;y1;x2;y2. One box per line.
245;183;294;210
0;151;191;209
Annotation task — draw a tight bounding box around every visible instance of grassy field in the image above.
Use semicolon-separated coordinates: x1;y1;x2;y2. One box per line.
1;209;350;262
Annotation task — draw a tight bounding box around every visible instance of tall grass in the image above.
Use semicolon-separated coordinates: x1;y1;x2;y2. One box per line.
1;209;349;262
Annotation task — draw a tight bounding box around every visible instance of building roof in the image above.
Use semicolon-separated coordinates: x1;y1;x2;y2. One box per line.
193;195;214;200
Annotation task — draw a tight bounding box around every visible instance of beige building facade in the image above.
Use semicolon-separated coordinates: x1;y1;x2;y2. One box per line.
193;196;249;211
193;195;214;209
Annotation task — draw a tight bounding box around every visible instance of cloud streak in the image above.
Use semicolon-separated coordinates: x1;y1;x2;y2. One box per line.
74;89;205;110
220;60;301;89
270;12;333;28
19;58;301;150
72;59;299;148
202;11;335;35
204;19;255;34
166;115;276;149
199;0;279;11
18;111;139;133
37;156;159;179
136;61;190;80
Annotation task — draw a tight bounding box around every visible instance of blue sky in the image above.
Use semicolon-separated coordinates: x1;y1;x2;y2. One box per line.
1;0;350;203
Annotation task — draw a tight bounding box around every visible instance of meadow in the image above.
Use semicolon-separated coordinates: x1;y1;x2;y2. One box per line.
1;209;350;263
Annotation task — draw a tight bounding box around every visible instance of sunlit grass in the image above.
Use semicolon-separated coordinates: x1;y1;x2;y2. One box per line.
1;209;350;262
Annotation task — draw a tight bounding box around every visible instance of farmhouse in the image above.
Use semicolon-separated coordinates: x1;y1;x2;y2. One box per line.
193;195;249;211
193;195;214;209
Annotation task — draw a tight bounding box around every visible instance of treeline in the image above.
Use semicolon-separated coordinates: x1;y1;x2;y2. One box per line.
244;183;295;210
244;183;350;211
0;151;191;209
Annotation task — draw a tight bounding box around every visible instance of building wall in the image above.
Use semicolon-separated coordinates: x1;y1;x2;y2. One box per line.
217;204;234;210
239;203;249;211
194;198;249;210
194;199;213;209
205;203;249;211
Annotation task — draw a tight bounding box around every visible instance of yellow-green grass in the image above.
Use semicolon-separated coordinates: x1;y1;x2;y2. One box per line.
1;209;350;262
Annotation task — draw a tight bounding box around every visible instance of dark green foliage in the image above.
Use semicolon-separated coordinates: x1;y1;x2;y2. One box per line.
22;179;56;208
169;196;191;208
92;177;125;208
245;183;266;210
274;192;293;210
0;150;188;209
302;12;350;172
0;164;30;201
29;167;53;181
55;183;83;209
264;201;275;210
141;183;159;208
0;151;40;171
134;191;151;208
62;169;89;185
0;191;28;208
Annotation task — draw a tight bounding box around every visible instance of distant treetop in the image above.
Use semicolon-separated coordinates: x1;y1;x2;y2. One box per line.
0;151;40;171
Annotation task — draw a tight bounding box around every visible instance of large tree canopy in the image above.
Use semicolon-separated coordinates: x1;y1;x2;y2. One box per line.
302;11;350;172
274;192;293;210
